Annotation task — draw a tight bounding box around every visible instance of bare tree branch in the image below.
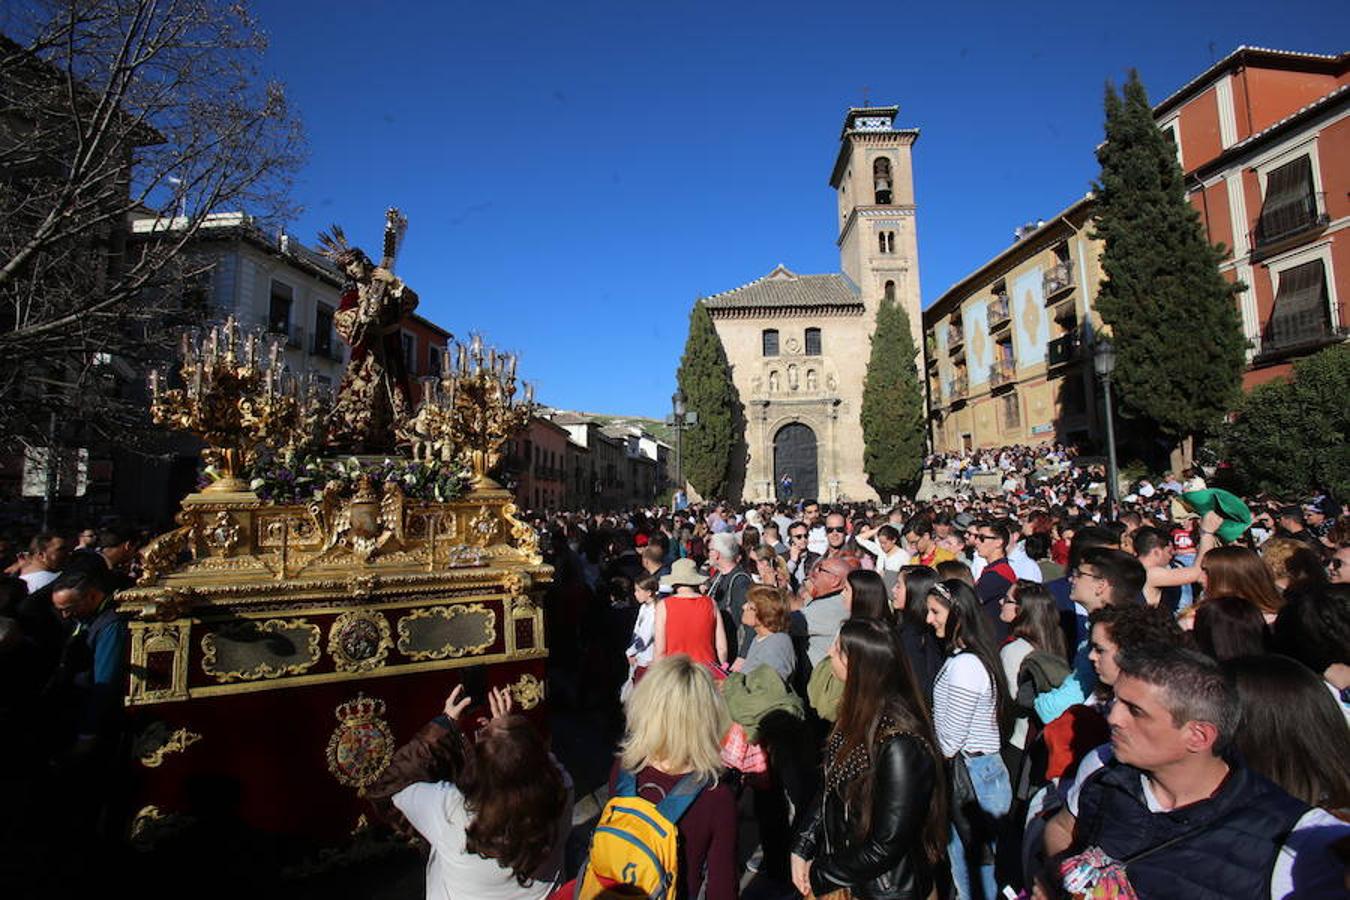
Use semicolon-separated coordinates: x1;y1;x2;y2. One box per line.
0;0;306;453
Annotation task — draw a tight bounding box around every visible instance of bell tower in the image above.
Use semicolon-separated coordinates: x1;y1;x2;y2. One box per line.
829;106;922;352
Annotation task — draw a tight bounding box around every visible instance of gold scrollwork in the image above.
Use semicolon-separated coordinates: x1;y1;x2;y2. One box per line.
201;618;321;682
501;570;529;597
509;673;544;710
396;603;496;661
327;610;393;673
130;805;165;841
140;727;203;767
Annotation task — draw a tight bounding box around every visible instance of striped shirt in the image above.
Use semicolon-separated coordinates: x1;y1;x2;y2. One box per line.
933;651;1001;758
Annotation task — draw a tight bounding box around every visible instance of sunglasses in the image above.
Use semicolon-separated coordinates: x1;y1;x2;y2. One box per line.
825;526;847;534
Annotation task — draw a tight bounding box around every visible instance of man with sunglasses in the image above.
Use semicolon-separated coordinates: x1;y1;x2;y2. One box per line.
809;513;861;577
972;520;1018;639
784;522;820;593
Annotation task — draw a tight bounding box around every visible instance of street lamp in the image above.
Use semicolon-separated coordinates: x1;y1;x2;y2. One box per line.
1093;336;1120;518
671;388;686;498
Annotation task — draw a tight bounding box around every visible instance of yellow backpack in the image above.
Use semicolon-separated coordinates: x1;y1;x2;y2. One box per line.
574;771;704;899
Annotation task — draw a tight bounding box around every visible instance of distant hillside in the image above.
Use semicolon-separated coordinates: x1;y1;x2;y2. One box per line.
547;408;675;444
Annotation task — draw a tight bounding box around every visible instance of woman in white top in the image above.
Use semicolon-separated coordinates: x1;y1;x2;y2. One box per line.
854;523;911;573
926;579;1012;900
370;685;573;900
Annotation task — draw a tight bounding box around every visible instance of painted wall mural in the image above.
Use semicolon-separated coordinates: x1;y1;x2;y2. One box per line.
965;300;991;385
1012;267;1049;367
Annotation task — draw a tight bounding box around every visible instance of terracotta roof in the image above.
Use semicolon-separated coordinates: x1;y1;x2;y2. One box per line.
1153;46;1347;118
702;265;861;310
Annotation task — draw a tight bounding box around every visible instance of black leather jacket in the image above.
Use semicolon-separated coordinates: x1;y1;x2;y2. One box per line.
791;731;938;900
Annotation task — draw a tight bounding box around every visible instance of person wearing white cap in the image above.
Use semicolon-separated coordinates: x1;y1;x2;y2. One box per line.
654;558;727;670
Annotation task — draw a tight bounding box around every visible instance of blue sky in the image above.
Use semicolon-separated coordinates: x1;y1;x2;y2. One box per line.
261;1;1346;418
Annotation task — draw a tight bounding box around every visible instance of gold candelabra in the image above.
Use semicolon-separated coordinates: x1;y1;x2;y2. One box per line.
401;334;533;488
149;316;329;493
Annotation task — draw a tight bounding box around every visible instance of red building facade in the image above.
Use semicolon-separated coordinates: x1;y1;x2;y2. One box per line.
1155;47;1348;387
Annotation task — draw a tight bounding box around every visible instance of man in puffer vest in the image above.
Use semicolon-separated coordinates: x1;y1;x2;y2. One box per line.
1042;643;1348;899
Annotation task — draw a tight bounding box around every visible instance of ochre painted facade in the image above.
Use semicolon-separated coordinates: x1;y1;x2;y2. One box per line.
704;107;923;503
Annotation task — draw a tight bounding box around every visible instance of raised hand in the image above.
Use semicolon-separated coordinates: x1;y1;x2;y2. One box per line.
487;684;514;721
443;684;472;721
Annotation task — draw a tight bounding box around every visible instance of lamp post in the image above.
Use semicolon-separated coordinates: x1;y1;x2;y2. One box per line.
671;388;686;494
666;388;698;506
1093;336;1120;518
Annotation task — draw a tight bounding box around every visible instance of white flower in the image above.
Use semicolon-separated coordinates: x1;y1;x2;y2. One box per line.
250;478;265;491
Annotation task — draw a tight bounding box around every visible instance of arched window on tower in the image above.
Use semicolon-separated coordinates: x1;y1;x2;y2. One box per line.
878;231;887;254
762;328;779;357
873;157;893;205
805;327;822;356
884;280;896;302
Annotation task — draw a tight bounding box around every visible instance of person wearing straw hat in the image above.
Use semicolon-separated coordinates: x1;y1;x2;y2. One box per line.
654;558;728;671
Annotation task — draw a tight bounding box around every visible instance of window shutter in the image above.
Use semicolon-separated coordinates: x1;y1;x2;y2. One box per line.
1257;157;1316;243
1267;260;1328;349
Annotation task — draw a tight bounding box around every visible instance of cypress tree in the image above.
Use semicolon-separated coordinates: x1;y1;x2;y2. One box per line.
861;298;926;498
1092;71;1246;448
675;300;740;498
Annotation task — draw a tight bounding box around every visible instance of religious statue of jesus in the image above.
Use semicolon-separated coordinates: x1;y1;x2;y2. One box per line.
319;209;419;452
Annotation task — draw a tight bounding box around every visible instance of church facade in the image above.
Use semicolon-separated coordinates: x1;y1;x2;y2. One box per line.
703;106;922;503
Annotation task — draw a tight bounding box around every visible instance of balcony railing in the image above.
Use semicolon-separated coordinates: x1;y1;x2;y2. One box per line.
947;323;964;349
1044;262;1074;297
1259;312;1343;357
266;320;305;350
988;293;1011;329
990;359;1015;388
1253;192;1327;249
1047;332;1080;366
947;374;968;402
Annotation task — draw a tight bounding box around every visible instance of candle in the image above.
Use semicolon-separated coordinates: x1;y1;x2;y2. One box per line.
524;382;534;404
193;360;203;396
508;354;517;381
148;369;159;397
488;348;497;371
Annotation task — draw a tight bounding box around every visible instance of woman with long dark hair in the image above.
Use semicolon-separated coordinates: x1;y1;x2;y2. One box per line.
926;579;1011;900
1225;654;1350;811
843;568;893;624
1196;545;1284;624
997;580;1068;769
1193;594;1270;661
370;686;572;898
791;619;947;899
893;564;942;699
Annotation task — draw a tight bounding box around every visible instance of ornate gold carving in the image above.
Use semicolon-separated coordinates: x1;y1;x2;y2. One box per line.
509;673;544;710
396;603;496;661
468;504;500;546
401;334;534;488
501;570;528;597
201;618;321;682
316;477;406;564
130;805;165;841
327;610;393;673
148;316;329;492
204;510;241;556
128;621;192;705
140;727;203;767
138;524;194;586
326;694;395;791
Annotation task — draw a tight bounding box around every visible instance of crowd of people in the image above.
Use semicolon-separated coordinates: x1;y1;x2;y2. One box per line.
373;446;1348;899
2;445;1348;898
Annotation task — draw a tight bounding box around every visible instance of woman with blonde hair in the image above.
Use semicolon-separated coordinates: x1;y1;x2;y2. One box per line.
615;655;738;900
